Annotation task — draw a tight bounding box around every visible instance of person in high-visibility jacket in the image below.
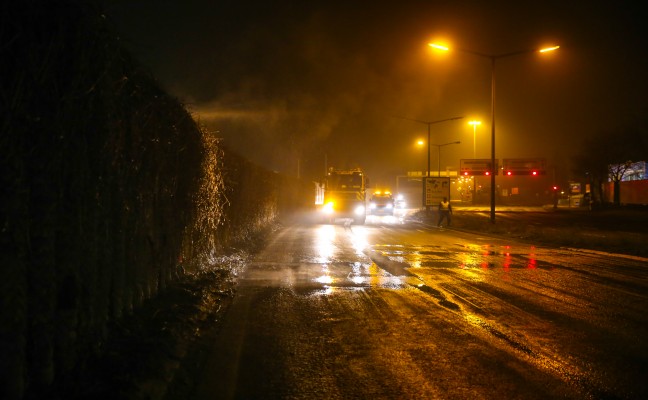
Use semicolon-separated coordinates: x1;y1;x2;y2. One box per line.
437;197;452;227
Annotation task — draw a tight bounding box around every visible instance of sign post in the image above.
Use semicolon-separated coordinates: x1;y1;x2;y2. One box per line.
501;158;547;176
460;159;498;176
424;177;451;208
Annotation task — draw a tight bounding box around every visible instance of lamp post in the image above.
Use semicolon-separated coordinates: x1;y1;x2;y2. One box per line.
398;116;463;177
468;120;481;203
468;120;481;159
429;43;559;223
397;116;463;211
430;141;461;177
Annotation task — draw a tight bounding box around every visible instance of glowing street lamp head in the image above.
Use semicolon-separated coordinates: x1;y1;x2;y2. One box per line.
428;43;449;51
539;45;560;53
468;120;482;126
417;139;425;146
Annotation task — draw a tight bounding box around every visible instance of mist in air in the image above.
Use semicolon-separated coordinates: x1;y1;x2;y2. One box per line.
105;0;648;185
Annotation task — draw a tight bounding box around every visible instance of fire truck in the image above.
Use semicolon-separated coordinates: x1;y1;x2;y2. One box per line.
315;168;367;224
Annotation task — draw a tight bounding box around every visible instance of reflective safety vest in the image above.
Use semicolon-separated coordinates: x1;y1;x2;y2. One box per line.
439;201;450;211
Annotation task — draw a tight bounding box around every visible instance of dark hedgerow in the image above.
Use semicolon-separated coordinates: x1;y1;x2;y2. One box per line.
0;1;311;399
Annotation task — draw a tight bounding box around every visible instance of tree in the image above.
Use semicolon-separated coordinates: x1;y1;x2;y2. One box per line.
608;161;633;205
573;120;647;206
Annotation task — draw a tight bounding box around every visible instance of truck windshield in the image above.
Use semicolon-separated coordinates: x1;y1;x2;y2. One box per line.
327;173;363;190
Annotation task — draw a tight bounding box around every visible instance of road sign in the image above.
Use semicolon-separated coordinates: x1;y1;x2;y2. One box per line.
460;159;498;176
407;171;425;177
502;158;546;176
424;177;450;206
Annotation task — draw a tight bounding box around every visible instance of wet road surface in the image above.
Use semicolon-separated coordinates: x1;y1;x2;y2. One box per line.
189;214;648;399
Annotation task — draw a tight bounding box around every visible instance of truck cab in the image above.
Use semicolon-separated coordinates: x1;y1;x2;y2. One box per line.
317;168;367;224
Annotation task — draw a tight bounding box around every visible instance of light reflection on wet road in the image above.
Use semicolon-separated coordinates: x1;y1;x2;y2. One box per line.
192;215;648;400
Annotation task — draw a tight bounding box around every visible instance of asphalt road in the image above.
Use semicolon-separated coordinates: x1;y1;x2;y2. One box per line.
185;214;648;399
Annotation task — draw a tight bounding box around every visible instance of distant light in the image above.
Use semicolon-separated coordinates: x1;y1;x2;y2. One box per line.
485;171;490;176
468;120;482;126
539;45;560;53
429;43;449;51
506;171;512;176
532;171;538;176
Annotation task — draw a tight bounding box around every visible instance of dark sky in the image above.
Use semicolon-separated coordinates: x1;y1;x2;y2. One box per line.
103;0;648;187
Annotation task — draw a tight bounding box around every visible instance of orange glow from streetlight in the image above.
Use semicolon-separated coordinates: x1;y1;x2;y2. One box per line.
417;139;425;146
468;120;481;126
428;43;449;51
539;45;560;53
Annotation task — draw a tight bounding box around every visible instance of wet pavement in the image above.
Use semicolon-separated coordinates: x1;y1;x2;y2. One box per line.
183;214;648;399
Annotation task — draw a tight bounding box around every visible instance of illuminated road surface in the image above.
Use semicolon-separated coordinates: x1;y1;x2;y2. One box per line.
190;213;648;399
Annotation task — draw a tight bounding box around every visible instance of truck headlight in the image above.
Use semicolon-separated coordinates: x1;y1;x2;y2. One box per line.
386;203;393;209
354;205;365;215
323;202;334;214
369;202;376;209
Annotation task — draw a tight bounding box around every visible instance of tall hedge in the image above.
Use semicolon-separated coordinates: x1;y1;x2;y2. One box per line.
1;1;315;397
0;1;222;398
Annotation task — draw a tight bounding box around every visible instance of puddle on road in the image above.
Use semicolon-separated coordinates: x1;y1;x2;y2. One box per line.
304;261;409;296
301;238;562;298
375;242;562;272
298;226;604;395
304;225;563;309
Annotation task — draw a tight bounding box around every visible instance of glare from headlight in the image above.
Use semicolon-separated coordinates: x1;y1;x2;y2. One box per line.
354;205;365;215
369;202;376;209
323;202;334;214
386;203;393;209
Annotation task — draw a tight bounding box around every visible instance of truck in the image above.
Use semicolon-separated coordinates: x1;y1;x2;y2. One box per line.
315;168;367;224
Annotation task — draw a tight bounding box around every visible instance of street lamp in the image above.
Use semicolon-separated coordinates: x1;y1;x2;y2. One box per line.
398;116;463;211
396;116;463;177
429;42;559;223
468;120;481;203
430;141;461;177
468;120;481;159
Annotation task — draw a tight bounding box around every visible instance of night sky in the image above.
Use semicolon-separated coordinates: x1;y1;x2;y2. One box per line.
103;0;648;187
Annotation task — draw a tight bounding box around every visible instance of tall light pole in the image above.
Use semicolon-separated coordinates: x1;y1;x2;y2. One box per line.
468;121;481;204
430;141;461;177
397;116;463;177
468;120;481;203
468;120;481;159
397;116;463;211
429;43;559;223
